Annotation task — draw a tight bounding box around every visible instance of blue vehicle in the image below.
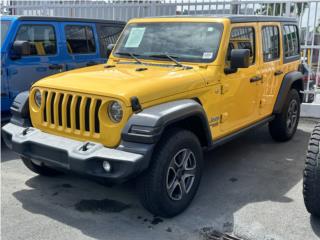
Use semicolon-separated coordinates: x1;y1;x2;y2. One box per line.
1;16;125;122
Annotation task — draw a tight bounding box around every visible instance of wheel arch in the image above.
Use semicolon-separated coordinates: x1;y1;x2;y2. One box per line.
121;99;212;147
273;71;304;114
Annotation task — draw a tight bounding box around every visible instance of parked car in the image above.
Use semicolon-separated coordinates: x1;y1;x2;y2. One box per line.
2;16;304;217
1;16;125;122
303;122;320;217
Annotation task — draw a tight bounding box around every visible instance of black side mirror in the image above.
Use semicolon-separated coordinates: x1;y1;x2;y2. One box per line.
106;43;115;57
225;49;250;74
10;41;31;60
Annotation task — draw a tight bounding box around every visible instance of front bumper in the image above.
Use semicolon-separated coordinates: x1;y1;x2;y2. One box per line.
2;123;152;183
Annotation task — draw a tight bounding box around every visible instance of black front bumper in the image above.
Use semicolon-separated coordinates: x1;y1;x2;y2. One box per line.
2;123;153;183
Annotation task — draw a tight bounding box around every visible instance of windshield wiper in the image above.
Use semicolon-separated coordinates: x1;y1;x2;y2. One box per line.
148;54;192;69
115;52;146;66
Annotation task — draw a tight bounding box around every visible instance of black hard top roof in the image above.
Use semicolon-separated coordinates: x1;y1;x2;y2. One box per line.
142;14;297;23
14;15;126;25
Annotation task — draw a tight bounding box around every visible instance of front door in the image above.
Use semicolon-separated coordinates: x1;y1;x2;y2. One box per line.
7;21;64;100
220;23;262;134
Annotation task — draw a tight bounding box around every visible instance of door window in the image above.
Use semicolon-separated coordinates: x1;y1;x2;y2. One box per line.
98;25;123;57
283;25;299;58
262;26;280;62
65;25;96;54
15;24;57;56
227;26;255;65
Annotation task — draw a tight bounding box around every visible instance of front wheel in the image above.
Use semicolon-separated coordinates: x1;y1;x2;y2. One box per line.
269;89;300;141
137;128;203;218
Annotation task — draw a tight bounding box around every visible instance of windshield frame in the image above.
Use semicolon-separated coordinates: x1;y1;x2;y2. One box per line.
1;20;12;47
113;21;224;64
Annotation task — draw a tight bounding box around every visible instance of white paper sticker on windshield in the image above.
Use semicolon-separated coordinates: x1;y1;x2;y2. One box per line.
202;52;213;59
207;27;214;32
125;27;146;48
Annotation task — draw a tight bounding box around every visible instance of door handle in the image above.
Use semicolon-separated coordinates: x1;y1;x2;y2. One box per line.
274;70;283;76
250;75;263;83
86;61;98;66
49;64;63;70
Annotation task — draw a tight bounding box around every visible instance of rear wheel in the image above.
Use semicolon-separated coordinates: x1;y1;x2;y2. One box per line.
21;156;63;176
269;89;300;141
303;122;320;217
137;128;203;218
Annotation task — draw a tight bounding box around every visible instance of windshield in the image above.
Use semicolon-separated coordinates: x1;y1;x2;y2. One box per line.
1;21;11;47
114;22;223;63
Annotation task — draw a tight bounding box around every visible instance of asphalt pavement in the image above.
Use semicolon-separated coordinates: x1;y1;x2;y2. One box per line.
1;118;320;240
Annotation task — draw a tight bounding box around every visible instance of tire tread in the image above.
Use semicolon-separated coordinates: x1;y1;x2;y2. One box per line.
303;122;320;217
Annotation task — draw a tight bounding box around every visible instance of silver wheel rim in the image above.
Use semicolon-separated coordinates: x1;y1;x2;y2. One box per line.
287;99;298;131
166;148;197;201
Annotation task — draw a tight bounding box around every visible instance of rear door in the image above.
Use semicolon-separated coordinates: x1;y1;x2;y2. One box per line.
61;22;101;70
258;23;281;116
6;21;64;99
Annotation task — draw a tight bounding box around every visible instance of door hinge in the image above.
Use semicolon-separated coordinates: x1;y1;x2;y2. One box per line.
221;85;229;94
260;99;266;108
220;112;229;123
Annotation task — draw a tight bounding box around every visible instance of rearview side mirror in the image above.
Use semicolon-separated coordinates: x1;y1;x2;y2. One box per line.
224;49;250;74
106;43;115;57
10;41;31;60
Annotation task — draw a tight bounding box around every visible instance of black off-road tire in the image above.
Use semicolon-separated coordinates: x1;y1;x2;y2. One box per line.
137;128;203;218
21;156;63;176
303;122;320;217
269;89;300;141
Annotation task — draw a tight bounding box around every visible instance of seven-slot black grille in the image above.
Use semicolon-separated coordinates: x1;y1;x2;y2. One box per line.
42;90;102;134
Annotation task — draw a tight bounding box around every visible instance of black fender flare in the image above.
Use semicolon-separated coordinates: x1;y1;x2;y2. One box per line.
10;91;31;127
121;99;212;146
273;71;303;114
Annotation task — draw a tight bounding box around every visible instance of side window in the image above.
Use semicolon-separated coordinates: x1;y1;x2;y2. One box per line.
227;26;255;65
65;25;96;54
262;26;280;62
15;24;56;56
283;24;299;58
98;25;123;58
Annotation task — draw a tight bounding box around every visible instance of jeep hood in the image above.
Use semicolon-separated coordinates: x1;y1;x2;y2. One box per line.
33;63;206;106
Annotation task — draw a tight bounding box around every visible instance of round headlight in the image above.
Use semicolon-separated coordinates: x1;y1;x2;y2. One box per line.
34;90;42;107
108;101;123;123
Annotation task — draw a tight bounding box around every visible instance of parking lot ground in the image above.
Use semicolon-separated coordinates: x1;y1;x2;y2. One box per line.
1;118;320;240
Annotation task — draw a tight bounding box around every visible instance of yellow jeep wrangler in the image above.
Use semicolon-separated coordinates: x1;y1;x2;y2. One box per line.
2;16;304;217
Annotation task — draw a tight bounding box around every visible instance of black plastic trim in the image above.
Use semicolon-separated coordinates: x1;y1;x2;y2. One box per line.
10;91;32;127
122;99;212;145
208;116;274;150
273;71;303;114
17;16;125;25
141;15;297;23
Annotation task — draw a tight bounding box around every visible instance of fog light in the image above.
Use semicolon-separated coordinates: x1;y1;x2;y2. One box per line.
102;161;111;172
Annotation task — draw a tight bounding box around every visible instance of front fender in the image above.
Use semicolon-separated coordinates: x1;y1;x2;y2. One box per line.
121;99;211;145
